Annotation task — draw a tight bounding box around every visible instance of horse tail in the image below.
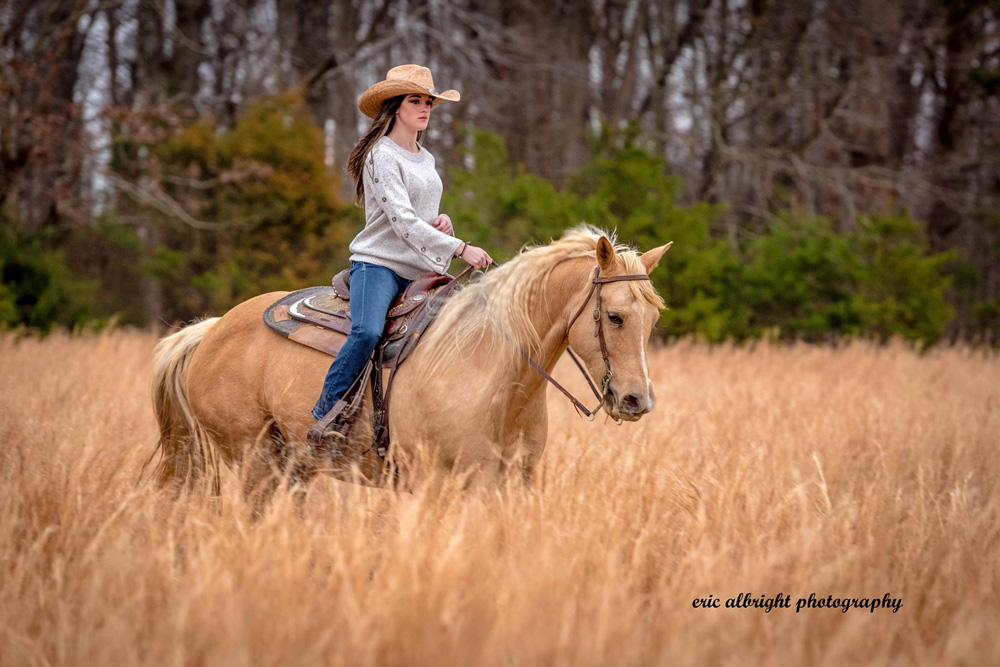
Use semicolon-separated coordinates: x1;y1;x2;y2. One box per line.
146;317;222;493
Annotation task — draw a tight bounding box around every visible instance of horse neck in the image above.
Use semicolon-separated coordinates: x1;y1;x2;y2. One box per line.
508;257;596;396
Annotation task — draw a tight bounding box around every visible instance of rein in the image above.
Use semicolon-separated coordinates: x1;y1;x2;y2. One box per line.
519;266;651;423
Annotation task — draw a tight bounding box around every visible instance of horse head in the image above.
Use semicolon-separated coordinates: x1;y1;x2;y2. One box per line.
565;236;671;422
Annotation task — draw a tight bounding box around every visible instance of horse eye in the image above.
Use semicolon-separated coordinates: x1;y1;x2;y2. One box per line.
607;312;623;326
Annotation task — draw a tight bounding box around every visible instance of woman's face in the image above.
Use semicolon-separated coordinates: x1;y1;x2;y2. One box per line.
395;94;433;133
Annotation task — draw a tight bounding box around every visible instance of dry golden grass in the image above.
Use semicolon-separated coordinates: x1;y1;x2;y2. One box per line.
1;329;998;666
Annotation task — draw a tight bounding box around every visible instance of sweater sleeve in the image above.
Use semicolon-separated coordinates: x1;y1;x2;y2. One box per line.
365;149;462;274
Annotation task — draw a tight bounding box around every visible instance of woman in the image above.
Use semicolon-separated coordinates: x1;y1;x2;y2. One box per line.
308;64;492;449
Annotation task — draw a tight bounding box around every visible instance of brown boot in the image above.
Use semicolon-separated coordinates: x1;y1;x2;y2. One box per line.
307;401;351;460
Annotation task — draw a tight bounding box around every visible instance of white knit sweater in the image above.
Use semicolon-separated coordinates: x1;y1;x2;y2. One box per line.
348;137;462;279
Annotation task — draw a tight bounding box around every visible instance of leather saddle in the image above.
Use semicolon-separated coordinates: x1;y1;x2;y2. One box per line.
262;268;459;366
328;268;455;337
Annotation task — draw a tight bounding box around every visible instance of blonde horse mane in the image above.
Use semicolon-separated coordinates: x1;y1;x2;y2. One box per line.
417;224;664;377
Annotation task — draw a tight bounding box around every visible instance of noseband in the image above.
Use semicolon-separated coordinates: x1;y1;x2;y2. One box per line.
519;266;652;423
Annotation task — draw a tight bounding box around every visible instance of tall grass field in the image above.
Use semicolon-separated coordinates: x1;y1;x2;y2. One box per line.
1;329;997;665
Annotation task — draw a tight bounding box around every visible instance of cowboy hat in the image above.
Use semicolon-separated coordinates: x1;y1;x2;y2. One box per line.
358;64;460;119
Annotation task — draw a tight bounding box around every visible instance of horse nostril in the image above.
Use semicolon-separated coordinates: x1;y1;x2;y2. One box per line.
621;394;641;413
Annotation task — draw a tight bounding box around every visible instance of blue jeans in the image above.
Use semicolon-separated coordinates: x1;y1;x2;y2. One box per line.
311;261;411;419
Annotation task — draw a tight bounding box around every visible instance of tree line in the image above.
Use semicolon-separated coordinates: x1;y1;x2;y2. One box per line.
1;0;997;344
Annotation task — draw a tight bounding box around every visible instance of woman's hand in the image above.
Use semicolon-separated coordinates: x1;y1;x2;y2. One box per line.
455;242;493;270
430;214;453;235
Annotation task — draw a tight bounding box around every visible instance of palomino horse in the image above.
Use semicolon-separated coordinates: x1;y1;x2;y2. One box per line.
148;225;670;500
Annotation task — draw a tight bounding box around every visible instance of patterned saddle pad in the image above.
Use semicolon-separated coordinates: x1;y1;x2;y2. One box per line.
262;286;350;358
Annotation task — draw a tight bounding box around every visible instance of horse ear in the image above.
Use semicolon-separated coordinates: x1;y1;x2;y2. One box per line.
596;236;616;270
640;241;672;274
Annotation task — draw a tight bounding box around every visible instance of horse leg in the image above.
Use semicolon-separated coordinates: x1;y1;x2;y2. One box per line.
494;394;549;486
463;458;502;491
242;419;317;516
518;407;548;485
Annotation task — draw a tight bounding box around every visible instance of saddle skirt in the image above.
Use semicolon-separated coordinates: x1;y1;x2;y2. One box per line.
262;269;458;367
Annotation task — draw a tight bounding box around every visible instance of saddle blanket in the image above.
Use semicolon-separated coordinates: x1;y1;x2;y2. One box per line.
263;286;351;358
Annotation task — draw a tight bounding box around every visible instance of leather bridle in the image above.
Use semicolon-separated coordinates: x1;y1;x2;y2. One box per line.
519;266;652;423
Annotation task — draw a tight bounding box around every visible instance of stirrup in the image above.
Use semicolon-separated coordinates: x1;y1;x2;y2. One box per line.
307;404;351;460
307;359;372;461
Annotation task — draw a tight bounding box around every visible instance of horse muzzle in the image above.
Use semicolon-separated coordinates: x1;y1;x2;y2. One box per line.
605;389;653;422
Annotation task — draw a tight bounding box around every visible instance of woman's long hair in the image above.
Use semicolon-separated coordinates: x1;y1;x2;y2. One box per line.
347;95;424;207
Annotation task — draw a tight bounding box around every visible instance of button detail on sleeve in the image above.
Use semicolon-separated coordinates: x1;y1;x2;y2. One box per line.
392;217;396;221
382;197;386;202
420;247;426;252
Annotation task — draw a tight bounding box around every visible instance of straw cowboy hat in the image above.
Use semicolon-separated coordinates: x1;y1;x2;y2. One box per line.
358;64;461;119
